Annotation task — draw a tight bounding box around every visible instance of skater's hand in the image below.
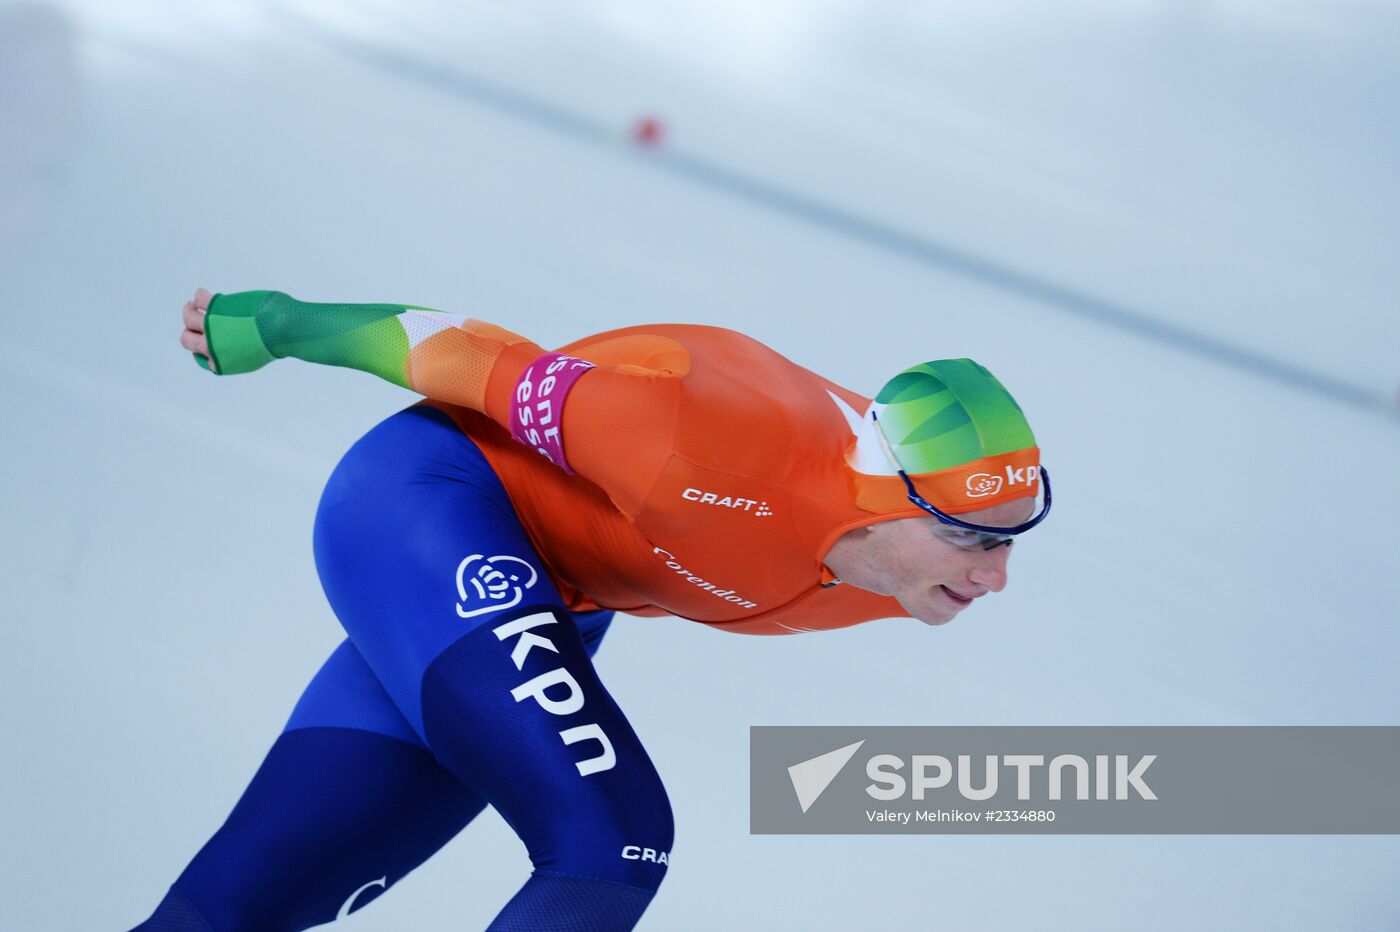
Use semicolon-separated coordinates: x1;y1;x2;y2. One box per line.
180;287;217;372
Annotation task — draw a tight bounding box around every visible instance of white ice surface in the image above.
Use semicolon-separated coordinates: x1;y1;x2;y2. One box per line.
2;1;1398;929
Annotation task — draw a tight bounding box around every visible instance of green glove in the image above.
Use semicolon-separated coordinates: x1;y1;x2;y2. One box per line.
201;290;280;375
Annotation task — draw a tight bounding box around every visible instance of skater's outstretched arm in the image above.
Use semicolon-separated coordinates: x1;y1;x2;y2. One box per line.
180;287;548;407
179;287;681;512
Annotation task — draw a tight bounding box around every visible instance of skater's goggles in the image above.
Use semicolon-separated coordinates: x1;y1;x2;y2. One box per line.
870;410;1052;551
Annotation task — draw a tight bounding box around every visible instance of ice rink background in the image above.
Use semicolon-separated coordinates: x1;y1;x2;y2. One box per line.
2;0;1398;928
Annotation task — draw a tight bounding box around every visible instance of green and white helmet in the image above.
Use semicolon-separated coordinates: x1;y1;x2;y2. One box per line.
850;359;1043;515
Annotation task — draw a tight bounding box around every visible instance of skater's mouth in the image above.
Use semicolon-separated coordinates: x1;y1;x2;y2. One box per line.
939;585;979;606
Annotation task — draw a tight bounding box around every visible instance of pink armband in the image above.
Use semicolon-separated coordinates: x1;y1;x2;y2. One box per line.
509;353;596;474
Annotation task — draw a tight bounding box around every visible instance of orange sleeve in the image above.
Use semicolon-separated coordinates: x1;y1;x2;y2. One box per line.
412;322;683;518
406;319;542;413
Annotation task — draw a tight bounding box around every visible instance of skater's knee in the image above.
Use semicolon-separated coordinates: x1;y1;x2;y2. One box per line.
546;774;675;893
133;879;304;932
130;885;215;931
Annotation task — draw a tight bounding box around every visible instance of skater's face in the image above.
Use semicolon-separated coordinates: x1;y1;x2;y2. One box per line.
825;498;1035;627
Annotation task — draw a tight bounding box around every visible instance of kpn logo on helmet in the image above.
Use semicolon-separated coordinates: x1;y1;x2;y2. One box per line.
965;464;1040;499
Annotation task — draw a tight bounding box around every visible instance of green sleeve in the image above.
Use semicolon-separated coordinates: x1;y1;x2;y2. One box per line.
201;290;453;389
